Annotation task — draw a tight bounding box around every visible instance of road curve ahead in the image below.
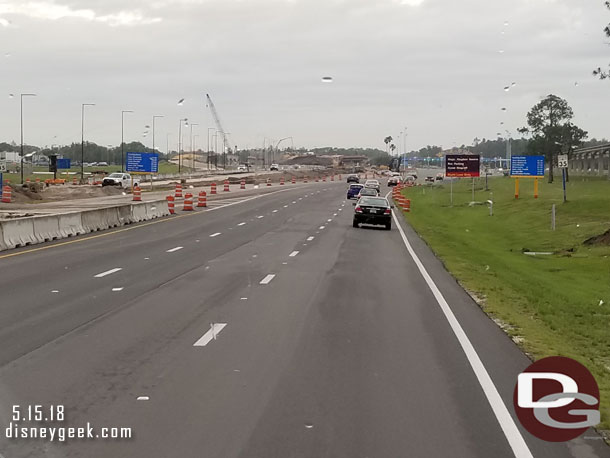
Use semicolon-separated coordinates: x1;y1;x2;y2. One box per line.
0;180;608;458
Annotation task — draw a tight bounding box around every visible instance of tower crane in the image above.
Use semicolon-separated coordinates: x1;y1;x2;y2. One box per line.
206;94;231;155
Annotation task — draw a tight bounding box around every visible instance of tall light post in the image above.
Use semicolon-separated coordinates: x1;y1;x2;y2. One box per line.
121;110;133;172
152;115;164;154
81;103;95;181
193;134;200;169
166;133;171;158
207;128;215;170
20;93;36;184
189;123;199;171
178;118;188;173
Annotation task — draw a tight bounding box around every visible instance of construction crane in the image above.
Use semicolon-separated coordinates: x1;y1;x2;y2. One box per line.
206;94;231;156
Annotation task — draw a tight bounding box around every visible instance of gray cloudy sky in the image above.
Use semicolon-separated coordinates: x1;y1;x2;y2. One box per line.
0;0;608;152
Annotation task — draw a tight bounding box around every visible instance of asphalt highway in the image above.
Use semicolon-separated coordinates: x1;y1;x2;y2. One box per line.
0;179;608;458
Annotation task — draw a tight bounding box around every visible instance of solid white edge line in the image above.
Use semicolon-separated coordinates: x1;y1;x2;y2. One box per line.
166;246;184;252
289;251;299;257
237;222;246;226
391;211;533;458
210;233;221;237
94;267;122;278
193;323;227;347
260;274;276;284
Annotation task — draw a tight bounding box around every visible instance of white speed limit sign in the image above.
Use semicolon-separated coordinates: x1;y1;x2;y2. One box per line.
557;154;568;169
0;162;7;172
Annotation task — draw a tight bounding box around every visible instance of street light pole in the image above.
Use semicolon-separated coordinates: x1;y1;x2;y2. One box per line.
189;123;199;171
121;110;133;173
20;93;36;184
178;118;188;173
207;128;215;171
81;103;95;182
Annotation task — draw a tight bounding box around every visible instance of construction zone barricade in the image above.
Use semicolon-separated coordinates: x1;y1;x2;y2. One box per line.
58;213;85;237
304;176;308;183
322;175;327;182
1;218;37;248
197;191;207;208
291;176;296;184
175;183;183;198
267;178;272;186
331;175;334;181
183;193;194;211
280;177;285;185
211;182;217;194
1;185;11;203
32;215;61;243
131;203;148;222
167;195;176;214
81;207;121;232
240;179;246;190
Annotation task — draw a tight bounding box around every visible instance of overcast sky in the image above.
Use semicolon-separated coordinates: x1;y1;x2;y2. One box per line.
0;0;608;153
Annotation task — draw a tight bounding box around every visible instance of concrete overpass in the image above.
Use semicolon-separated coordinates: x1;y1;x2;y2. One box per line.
570;144;610;177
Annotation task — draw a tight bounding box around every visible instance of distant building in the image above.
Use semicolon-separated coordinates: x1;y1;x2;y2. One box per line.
339;155;369;168
0;151;20;162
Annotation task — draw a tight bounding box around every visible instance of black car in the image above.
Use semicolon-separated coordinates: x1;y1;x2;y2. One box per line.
353;196;392;230
346;174;359;183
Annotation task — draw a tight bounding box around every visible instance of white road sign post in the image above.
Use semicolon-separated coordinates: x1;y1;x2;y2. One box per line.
558;154;568;203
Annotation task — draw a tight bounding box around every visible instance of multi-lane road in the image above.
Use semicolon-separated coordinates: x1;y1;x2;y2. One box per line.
0;179;608;457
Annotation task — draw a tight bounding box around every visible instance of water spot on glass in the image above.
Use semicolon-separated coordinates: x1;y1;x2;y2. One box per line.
498;50;505;54
504;21;509;26
304;423;314;429
8;93;14;98
4;52;11;58
501;107;507;111
504;86;510;92
511;82;516;87
321;76;333;83
574;82;579;86
177;98;185;105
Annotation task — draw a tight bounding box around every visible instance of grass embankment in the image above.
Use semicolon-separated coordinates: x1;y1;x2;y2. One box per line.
401;176;610;430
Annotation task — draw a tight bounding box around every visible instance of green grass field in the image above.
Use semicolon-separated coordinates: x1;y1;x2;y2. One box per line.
1;161;186;184
400;175;610;430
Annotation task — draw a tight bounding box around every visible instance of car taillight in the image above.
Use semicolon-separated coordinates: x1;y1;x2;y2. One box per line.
355;206;363;213
384;208;391;215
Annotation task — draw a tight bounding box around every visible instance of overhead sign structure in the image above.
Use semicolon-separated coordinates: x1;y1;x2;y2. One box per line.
510;155;545;177
56;158;71;169
126;152;159;174
445;154;480;178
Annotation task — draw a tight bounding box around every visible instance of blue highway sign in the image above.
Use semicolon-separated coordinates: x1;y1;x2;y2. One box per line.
56;158;71;169
510;155;545;177
126;152;159;173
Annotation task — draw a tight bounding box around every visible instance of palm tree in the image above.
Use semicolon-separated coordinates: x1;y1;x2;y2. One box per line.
390;144;396;155
384;136;393;153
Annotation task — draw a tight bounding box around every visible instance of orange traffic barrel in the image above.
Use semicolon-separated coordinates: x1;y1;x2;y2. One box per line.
267;178;272;186
132;186;142;201
167;195;175;214
240;178;246;189
211;182;217;194
197;191;207;208
1;185;11;203
280;177;285;185
183;193;194;211
175;183;183;198
223;179;230;192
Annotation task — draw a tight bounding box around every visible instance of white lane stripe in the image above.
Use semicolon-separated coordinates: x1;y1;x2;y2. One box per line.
257;215;264;219
193;323;227;347
319;226;325;230
272;209;278;213
307;236;314;241
166;246;183;253
94;268;122;278
260;274;276;284
292;201;297;204
391;212;534;458
327;219;332;222
237;222;246;226
283;205;289;208
210;232;221;237
112;287;124;292
289;251;299;257
333;213;337;216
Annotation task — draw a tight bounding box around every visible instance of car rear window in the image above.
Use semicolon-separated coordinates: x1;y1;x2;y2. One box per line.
359;197;388;207
350;184;364;188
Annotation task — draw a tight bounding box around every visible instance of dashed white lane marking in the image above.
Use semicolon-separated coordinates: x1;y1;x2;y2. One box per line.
240;297;248;300
272;210;278;213
327;219;332;222
333;213;337;216
392;212;534;458
319;226;325;230
260;274;276;285
257;215;264;219
166;246;184;253
94;268;122;278
307;236;314;241
210;232;222;237
238;222;246;226
193;323;227;347
112;287;124;292
292;201;297;204
137;396;150;401
298;198;302;200
196;239;200;242
289;251;299;257
51;290;59;293
283;205;289;208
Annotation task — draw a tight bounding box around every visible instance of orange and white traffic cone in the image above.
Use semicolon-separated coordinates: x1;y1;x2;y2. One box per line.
280;177;285;185
167;195;175;214
291;176;296;184
132;186;142;201
197;191;207;208
183;193;194;211
267;178;272;186
404;199;411;212
240;178;246;189
223;179;230;192
26;178;30;184
1;185;11;203
322;175;327;182
210;182;217;194
175;183;183;198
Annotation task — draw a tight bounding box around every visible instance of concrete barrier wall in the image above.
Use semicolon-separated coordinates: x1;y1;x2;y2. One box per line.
0;199;172;252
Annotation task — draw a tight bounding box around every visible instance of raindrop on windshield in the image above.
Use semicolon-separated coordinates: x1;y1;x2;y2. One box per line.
574;82;579;86
504;21;509;26
501;107;507;111
498;50;505;54
4;52;10;58
177;98;185;105
504;86;510;91
304;423;314;429
8;93;14;98
321;76;333;83
511;82;516;87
